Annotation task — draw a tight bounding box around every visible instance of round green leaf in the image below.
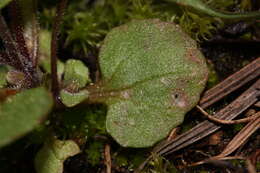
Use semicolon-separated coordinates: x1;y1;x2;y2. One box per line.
97;19;208;147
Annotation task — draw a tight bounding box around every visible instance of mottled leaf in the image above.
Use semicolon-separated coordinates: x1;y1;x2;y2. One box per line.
94;19;208;147
0;87;53;148
35;139;80;173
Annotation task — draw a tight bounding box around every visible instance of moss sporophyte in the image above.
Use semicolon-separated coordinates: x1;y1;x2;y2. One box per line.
83;19;209;148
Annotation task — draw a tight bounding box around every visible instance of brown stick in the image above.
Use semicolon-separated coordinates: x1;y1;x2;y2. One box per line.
199;57;260;108
104;144;112;173
51;0;67;99
196;105;260;124
216;115;260;158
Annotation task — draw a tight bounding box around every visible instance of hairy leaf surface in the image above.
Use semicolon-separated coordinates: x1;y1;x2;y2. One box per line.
96;19;208;147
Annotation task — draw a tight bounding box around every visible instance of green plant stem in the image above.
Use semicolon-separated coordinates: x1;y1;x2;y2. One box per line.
166;0;260;20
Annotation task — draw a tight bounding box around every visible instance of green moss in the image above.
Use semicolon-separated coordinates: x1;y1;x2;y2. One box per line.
85;141;104;166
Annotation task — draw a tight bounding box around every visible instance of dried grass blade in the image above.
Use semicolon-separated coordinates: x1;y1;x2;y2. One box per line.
51;0;67;99
196;105;260;124
200;57;260;108
216;114;260;158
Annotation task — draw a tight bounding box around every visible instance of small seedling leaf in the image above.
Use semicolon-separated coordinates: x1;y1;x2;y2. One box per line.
35;139;80;173
97;19;208;147
63;59;91;88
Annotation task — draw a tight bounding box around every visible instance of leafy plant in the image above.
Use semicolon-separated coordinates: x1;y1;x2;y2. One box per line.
88;19;208;147
1;0;258;172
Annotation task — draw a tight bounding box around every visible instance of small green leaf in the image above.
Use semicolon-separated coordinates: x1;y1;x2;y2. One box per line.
95;19;208;147
0;87;53;148
0;0;12;9
60;89;89;107
35;139;80;173
63;59;91;88
39;30;51;60
39;30;64;80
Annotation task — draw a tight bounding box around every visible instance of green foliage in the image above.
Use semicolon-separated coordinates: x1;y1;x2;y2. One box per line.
34;139;80;173
205;0;237;10
58;105;107;139
85;141;104;166
142;154;178;173
43;0;169;55
0;87;53;148
0;0;12;9
63;59;91;88
115;149;148;169
179;10;222;40
38;0;260;54
60;59;91;107
60;89;89;107
39;29;65;80
63;0;129;54
3;0;258;171
93;19;208;147
56;105;107;166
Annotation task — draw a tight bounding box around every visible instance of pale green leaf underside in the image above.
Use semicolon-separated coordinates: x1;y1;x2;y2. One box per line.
60;89;89;107
35;139;80;173
99;19;208;147
0;87;53;148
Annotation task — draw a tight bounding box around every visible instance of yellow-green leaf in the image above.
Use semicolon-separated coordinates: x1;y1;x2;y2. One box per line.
34;139;80;173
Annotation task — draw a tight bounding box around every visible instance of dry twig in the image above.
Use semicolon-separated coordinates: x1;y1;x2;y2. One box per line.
104;144;112;173
196;105;260;124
